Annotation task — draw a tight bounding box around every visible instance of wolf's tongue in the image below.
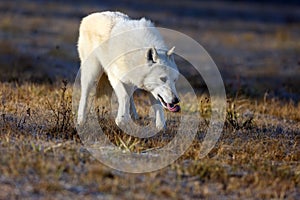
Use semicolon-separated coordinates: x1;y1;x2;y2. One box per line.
167;103;180;112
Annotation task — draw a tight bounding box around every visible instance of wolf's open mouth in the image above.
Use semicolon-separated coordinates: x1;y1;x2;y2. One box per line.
158;94;180;112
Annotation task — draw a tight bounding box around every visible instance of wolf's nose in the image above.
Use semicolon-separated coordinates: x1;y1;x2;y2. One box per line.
172;97;180;104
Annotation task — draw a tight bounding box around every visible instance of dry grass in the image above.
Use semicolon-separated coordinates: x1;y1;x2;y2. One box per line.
0;81;299;199
0;0;300;199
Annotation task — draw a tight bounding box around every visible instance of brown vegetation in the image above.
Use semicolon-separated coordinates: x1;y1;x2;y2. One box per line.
0;81;299;199
0;0;299;199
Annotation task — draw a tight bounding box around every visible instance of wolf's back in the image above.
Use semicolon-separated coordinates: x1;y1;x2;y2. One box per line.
77;11;130;62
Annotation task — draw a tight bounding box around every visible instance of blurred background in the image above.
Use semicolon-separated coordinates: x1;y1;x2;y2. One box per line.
1;0;299;101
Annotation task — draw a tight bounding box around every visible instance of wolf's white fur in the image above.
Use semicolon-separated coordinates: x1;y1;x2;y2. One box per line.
77;11;180;129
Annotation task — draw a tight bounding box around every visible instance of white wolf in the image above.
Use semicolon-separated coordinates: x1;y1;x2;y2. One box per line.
77;11;180;129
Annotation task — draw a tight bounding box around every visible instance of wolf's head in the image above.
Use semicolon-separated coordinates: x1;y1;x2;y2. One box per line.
142;46;180;112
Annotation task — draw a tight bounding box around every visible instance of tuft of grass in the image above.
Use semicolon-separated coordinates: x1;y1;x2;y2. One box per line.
45;80;78;140
226;98;254;130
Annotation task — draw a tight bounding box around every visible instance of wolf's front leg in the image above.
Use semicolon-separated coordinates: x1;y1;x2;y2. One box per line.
115;94;131;127
110;79;132;127
150;95;166;130
130;96;139;120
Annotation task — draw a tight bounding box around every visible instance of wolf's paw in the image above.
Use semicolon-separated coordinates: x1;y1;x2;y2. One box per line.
156;120;166;131
115;116;130;128
77;114;86;126
131;112;139;120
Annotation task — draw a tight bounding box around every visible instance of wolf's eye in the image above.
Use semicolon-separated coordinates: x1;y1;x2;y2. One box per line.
160;77;167;83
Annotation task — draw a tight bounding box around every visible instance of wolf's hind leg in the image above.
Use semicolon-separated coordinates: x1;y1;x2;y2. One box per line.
77;55;102;125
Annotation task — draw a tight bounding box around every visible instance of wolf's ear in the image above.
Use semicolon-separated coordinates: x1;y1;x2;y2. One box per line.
166;46;175;57
146;46;158;64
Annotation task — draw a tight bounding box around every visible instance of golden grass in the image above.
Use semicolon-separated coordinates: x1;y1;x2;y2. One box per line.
0;81;299;199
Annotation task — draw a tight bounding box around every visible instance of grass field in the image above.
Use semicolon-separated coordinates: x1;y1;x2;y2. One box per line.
0;0;299;199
